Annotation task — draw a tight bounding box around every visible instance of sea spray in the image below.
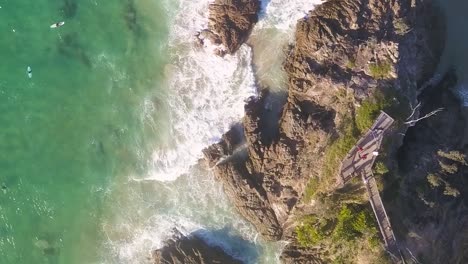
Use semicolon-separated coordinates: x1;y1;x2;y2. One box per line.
258;0;322;31
101;0;324;263
251;0;323;92
147;0;256;182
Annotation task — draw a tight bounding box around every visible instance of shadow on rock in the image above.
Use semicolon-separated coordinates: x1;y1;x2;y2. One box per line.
153;227;260;264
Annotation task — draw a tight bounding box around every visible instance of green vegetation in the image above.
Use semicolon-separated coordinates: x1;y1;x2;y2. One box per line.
298;87;408;262
304;89;399;199
296;216;328;247
303;119;359;201
304;177;320;201
369;62;391;79
296;205;378;248
296;205;383;263
355;91;392;133
323;119;359;180
374;161;389;175
333;205;378;241
333;205;356;241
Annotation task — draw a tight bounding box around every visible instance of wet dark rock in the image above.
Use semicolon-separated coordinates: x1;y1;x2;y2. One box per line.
199;0;261;55
152;230;243;264
203;0;442;262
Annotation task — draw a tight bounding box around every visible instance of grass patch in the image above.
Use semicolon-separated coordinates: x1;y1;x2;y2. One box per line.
369;62;391;79
304;177;320;201
322;119;360;180
355;91;392;133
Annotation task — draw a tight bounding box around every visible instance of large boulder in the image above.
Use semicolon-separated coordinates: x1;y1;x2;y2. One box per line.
153;231;243;264
199;0;261;55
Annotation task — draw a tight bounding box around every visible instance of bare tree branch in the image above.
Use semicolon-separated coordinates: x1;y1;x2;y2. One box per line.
406;102;421;121
406;248;422;264
404;108;444;126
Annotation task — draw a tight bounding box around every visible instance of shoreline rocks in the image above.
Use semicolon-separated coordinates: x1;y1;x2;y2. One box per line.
152;230;243;264
198;0;261;56
203;0;442;262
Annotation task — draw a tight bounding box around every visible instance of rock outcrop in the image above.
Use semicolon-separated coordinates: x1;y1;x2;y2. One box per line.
203;0;443;262
198;0;261;56
153;231;242;264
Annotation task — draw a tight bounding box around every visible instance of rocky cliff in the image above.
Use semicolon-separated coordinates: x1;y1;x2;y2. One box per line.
198;0;261;56
152;231;242;264
203;0;446;263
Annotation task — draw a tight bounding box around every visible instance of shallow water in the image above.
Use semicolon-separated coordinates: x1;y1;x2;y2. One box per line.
0;0;320;263
0;1;167;263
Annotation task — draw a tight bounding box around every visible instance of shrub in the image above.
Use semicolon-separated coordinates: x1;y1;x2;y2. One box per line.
369;62;391;79
352;211;370;233
304;177;319;201
368;234;381;248
296;216;326;247
374;161;389;175
333;205;356;241
333;205;377;241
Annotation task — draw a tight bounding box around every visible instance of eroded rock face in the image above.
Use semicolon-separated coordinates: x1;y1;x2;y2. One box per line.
199;0;260;56
152;231;242;264
203;0;441;262
204;0;437;243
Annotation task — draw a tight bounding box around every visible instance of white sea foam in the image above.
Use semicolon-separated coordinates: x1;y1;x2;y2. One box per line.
456;81;468;106
258;0;322;31
145;0;256;182
100;170;264;263
102;0;321;263
143;0;323;182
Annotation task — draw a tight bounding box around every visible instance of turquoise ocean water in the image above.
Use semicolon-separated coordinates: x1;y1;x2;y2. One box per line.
0;1;168;263
0;0;322;263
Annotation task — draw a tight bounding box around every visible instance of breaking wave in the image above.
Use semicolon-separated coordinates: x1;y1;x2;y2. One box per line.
100;0;321;263
146;0;256;182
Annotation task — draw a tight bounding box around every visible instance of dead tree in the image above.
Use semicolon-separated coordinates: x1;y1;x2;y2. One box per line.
404;103;444;126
